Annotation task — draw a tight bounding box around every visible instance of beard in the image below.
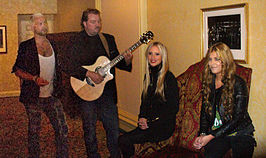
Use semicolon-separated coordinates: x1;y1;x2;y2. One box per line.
92;27;101;36
36;29;48;36
34;27;48;36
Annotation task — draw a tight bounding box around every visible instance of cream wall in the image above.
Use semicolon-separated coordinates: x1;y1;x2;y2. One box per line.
101;0;144;126
147;0;265;157
0;0;57;97
54;0;95;32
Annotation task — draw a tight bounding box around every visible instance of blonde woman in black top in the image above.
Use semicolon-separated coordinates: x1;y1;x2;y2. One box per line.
118;42;179;158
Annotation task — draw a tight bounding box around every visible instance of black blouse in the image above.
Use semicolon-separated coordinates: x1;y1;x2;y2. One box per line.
139;67;179;140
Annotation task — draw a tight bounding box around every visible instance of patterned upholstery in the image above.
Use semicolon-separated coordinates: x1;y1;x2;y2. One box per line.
134;59;252;157
47;32;82;118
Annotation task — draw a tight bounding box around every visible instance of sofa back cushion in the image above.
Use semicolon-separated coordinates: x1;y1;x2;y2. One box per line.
47;32;82;117
47;32;78;58
173;58;252;151
170;59;205;151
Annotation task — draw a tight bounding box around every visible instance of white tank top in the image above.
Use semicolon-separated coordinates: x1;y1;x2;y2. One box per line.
38;50;55;98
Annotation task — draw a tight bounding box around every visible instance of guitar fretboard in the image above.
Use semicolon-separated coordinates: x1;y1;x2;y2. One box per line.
108;40;143;68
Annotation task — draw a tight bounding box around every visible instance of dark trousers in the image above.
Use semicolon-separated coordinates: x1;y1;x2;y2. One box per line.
25;96;69;158
80;91;120;158
118;127;162;158
204;135;256;158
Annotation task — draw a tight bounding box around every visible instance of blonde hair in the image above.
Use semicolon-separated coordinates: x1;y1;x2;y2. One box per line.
143;42;169;100
202;42;236;119
30;13;44;23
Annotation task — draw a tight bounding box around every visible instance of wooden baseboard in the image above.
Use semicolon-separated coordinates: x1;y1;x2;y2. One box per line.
118;109;138;132
0;90;20;98
119;119;136;132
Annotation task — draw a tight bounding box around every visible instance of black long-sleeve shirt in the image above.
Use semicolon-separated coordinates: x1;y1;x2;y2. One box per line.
139;69;179;140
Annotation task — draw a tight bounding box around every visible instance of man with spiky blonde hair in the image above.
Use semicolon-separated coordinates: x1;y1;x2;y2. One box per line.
12;13;69;158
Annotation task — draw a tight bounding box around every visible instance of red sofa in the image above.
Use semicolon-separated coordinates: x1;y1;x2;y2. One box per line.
134;58;252;158
47;32;252;157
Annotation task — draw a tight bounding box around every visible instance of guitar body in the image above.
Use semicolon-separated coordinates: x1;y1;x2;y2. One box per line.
70;56;113;101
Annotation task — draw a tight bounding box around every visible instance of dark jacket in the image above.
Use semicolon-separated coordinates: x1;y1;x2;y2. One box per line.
61;30;132;103
139;70;179;140
12;38;62;104
199;75;255;137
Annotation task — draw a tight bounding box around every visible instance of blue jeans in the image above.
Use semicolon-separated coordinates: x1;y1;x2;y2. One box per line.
80;90;120;158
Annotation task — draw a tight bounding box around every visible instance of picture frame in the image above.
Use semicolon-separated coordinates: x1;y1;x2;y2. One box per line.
0;25;7;54
201;4;248;63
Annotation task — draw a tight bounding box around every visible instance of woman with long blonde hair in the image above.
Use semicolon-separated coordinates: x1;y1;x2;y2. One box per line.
119;42;179;158
193;42;256;158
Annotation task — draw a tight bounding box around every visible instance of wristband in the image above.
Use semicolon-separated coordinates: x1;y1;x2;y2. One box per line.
200;133;207;136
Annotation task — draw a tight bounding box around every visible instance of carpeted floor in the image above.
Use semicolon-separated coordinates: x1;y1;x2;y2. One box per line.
0;97;109;158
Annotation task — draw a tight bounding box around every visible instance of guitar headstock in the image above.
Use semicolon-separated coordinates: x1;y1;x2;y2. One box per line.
140;31;154;44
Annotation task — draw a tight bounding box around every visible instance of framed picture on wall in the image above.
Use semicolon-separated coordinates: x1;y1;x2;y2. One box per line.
0;25;7;54
201;4;248;63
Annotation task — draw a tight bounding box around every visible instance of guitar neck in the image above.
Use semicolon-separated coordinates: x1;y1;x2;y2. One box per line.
108;40;143;68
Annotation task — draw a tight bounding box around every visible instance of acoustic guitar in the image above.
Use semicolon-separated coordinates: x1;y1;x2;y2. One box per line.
70;31;154;101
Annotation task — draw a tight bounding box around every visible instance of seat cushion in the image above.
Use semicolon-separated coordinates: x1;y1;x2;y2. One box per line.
134;139;170;157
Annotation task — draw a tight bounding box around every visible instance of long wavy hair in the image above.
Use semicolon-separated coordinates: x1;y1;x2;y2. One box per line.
202;42;236;119
143;42;169;100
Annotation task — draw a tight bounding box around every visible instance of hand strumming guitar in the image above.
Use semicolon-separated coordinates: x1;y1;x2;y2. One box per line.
86;70;104;84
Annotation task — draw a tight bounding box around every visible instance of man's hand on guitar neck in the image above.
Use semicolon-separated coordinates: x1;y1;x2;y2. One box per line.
86;70;104;84
122;52;133;66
